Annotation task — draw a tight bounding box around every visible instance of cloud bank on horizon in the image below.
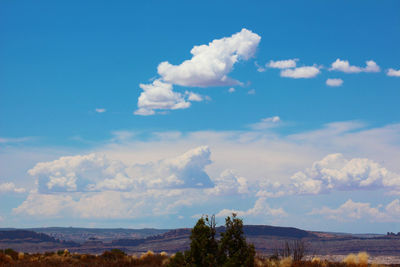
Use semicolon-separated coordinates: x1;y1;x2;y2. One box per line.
3;119;399;231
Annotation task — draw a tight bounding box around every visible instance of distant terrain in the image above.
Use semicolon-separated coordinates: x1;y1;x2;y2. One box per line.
1;225;399;259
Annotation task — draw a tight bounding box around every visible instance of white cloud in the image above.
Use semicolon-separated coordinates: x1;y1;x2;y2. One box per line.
135;79;191;115
216;197;287;218
249;116;281;130
27;146;214;193
157;28;261;87
135;29;260;115
95;108;106;113
364;60;380;72
289;153;400;195
387;68;400;77
186;91;204;102
255;62;266;72
280;66;320;78
9;121;400;222
310;199;400;222
326;78;343;87
267;59;298;69
330;59;380;73
206;169;249;196
0;182;26;193
228;87;235;93
0;137;32;144
247;89;256;95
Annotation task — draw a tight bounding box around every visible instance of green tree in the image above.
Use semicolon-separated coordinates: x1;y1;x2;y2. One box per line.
188;215;218;266
218;213;255;267
168;214;255;267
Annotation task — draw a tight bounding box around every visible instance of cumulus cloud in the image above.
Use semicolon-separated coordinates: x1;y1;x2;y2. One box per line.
326;78;343;87
135;29;260;115
16;146;216;218
135;79;191;115
10;121;400;223
228;87;235;93
387;68;400;77
330;59;380;73
27;146;214;193
216;197;287;218
206;169;249;196
267;59;298;69
249;116;281;130
0;182;26;193
280;66;320;78
289;153;400;195
158;28;261;87
310;199;400;222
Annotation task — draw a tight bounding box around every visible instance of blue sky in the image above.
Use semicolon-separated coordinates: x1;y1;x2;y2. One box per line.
1;0;400;233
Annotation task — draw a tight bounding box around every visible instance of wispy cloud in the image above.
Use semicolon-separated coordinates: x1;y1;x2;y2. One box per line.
0;137;32;144
249;116;281;130
95;108;106;113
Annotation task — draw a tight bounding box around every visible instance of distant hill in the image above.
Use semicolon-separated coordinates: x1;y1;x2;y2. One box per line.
1;225;399;256
27;227;169;243
0;230;78;246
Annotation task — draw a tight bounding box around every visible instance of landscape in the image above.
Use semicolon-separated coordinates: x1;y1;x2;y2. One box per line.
1;0;399;266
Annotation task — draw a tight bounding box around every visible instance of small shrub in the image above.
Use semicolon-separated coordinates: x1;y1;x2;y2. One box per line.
4;248;18;260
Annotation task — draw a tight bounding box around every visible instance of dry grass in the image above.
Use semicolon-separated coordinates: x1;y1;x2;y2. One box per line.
0;249;396;267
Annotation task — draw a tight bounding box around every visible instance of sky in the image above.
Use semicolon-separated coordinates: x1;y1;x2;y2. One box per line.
1;0;400;233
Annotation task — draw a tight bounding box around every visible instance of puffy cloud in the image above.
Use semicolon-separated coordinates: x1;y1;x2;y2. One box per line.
289;153;400;194
267;59;298;69
249;116;281;130
27;146;213;193
123;145;213;189
364;60;381;72
228;87;235;93
0;182;26;193
280;66;320;78
206;169;249;195
28;153;125;193
387;68;400;77
326;78;343;87
16;147;215;218
95;108;106;113
158;28;261;87
135;79;191;115
310;199;400;222
330;59;380;73
134;29;260;115
216;197;287;218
